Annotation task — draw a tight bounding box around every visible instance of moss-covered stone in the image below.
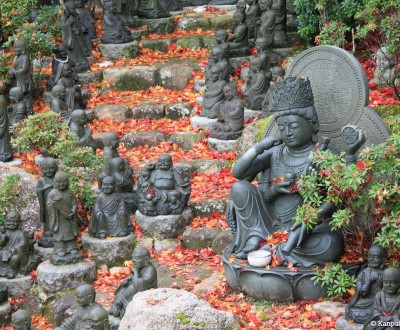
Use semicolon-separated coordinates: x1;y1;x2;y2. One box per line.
98;40;139;60
141;38;172;53
103;66;159;91
201;35;217;50
374;104;400;119
209;14;234;30
255;115;274;142
176;36;203;50
136;17;174;34
176;16;211;31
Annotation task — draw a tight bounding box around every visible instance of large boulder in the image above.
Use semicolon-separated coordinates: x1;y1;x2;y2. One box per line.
119;288;240;330
94;104;131;122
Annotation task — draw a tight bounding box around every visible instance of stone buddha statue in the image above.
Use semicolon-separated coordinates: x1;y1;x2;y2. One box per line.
137;0;170;19
75;0;97;40
345;245;387;324
210;83;244;140
227;10;250;56
215;30;230;60
109;247;157;318
83;305;109;330
50;85;71;122
0;84;12;162
102;0;135;44
9;87;28;126
227;77;366;263
201;64;227;119
256;0;275;46
204;46;233;83
371;47;400;86
245;0;261;40
271;0;288;47
11;309;39;330
0;211;37;279
69;110;96;152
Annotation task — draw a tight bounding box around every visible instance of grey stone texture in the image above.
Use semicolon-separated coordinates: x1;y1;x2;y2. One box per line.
37;260;96;295
136;17;175;34
153;239;181;253
165;103;194;120
98;40;139;60
142;38;172;53
336;315;363;330
0;276;33;297
159;64;194;90
81;233;136;267
191;199;227;217
212;228;233;255
176;37;202;50
94;104;131;122
51;291;77;327
34;244;52;262
119;288;240;330
193;273;223;295
313;301;346;318
103;66;159;91
181;227;220;250
135;208;193;239
122;131;166;149
131;103;165;119
235;119;259;159
170;132;206;150
190;159;233;174
208;137;237;152
189;116;217;131
77;70;103;84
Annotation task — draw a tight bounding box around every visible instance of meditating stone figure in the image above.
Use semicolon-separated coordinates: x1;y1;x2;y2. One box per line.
50;85;71;122
89;176;132;239
138;154;191;216
9;87;28;126
102;0;135;44
106;157;134;193
215;30;230;59
227;77;365;263
54;62;87;110
69;110;96;152
11;310;39;330
8;40;34;115
55;284;106;330
205;46;233;83
211;83;244;140
272;0;288;47
37;157;58;248
75;0;97;40
345;245;387;324
244;54;271;110
228;10;250;57
201;64;227;119
256;0;275;45
364;268;400;330
245;0;261;40
0;211;35;279
109;247;157;318
48;171;83;265
61;1;90;72
0;84;12;162
371;47;400;86
103;132;120;160
137;0;170;19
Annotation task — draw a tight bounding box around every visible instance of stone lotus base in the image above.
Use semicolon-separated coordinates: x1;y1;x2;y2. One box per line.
135;207;193;239
336;315;363;330
98;40;139;60
81;233;136;267
0;302;11;327
37;260;96;295
136;17;174;34
0;276;33;297
221;252;363;302
208;137;237;152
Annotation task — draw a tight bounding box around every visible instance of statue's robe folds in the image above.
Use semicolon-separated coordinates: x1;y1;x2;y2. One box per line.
228;144;343;267
213;97;244;133
0;229;29;277
59;302;104;330
245;70;271;110
89;192;131;237
37;176;55;234
47;188;79;253
246;4;261;39
0;94;12;162
102;12;133;44
364;291;400;330
229;24;249;50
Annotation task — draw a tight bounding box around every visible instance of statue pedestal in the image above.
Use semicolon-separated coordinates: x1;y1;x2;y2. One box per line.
34;243;53;261
37;260;96;296
222;252;363;302
208;137;238;152
81;233;136;267
135;207;193;239
190;116;217;131
229;47;250;58
136;17;175;35
0;276;33;297
0;302;11;327
98;40;139;60
336;315;363;330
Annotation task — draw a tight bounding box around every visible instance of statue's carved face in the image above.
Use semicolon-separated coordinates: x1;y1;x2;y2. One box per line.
85;312;109;330
276;115;313;149
13;43;25;56
255;41;267;53
102;178;115;194
9;90;23;103
368;249;384;269
76;289;93;307
41;162;58;178
54;176;69;190
5;212;20;230
383;270;400;294
157;156;172;170
61;64;72;77
259;0;272;10
132;252;148;269
107;135;119;149
233;12;244;24
223;86;234;100
215;32;227;44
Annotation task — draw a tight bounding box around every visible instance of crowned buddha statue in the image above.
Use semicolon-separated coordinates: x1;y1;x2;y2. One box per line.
227;77;366;264
102;0;135;44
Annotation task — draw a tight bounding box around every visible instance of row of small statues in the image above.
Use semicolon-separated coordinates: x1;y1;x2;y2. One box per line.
4;246;157;328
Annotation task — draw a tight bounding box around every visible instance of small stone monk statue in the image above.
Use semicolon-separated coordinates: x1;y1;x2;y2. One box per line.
109;247;157;318
83;304;109;330
227;10;250;56
215;29;230;59
102;132;120;160
137;0;170;19
37;157;58;248
55;284;106;330
50;85;71;122
102;0;135;44
201;64;227;119
48;171;83;265
364;267;400;330
9;87;28;126
11;309;39;330
69;110;96;152
345;245;387;324
371;47;400;86
0;83;12;162
89;176;132;239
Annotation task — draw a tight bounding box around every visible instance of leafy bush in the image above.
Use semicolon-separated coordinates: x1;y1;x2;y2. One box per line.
313;264;356;297
0;0;36;37
0;174;29;224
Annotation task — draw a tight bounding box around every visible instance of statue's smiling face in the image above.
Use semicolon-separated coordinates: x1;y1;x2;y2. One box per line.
277;115;313;149
6;211;20;230
157;156;172;170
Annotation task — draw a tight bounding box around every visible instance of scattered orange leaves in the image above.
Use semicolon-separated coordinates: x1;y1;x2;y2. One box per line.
190;211;229;229
93;265;131;293
145;28;214;39
266;231;289;246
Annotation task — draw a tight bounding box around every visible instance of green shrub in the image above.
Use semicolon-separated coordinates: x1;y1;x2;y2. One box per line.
0;174;27;224
313;264;356;297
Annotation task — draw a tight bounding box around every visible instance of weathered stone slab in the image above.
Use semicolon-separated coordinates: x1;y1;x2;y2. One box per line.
170;132;206;150
172;161;193;181
136;17;175;34
336;315;363;330
313;301;346;318
208;137;237;152
176;16;211;31
122;131;166;148
81;233;136;267
103;66;159;91
131;102;165;119
135;208;193;239
181;227;220;250
190;116;217;131
0;276;33;297
0;302;11;327
94;104;131;122
165;102;194;120
51;291;77;327
131;27;149;39
190;159;233;174
159;64;194;90
37;260;96;295
244;109;263;120
77;70;103;84
153;239;181;253
201;35;217;49
98;40;139;60
119;288;240;330
191;199;227;217
193;273;223;295
176;36;202;50
141;38;172;53
34;244;52;261
212;228;233;255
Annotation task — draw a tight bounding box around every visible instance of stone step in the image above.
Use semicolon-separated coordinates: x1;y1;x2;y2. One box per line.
142;34;217;52
175;9;234;31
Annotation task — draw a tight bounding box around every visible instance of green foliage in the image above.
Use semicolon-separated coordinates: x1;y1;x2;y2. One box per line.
0;174;25;224
0;0;36;37
176;312;190;325
35;5;62;43
0;52;13;85
313;264;356;297
374;105;400;120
